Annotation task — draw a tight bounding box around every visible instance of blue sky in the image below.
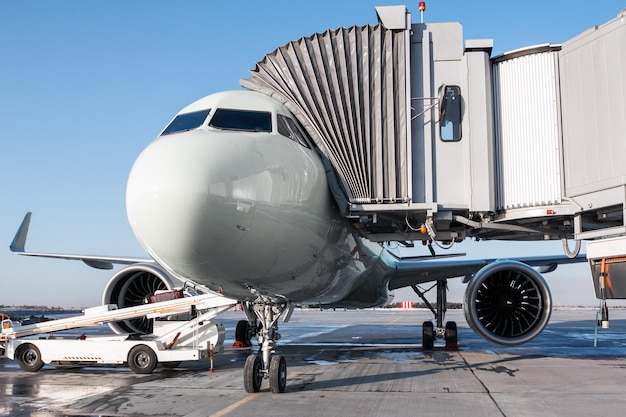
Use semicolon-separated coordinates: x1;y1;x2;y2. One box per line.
0;1;622;308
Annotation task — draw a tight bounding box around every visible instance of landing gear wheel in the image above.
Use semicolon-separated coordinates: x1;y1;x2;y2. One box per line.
235;320;252;347
445;321;458;350
269;355;287;393
17;343;44;372
422;321;434;350
128;344;157;374
243;355;263;393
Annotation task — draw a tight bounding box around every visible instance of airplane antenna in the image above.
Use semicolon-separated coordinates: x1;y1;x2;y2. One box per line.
419;1;426;23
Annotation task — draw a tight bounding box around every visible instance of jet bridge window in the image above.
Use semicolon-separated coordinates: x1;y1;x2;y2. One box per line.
161;109;211;136
440;85;462;141
209;108;271;132
277;114;311;148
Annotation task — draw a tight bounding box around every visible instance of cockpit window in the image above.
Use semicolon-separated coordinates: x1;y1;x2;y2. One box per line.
161;109;211;136
277;114;311;148
209;109;271;132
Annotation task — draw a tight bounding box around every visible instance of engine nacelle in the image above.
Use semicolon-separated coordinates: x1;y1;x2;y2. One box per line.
102;263;181;334
463;260;552;346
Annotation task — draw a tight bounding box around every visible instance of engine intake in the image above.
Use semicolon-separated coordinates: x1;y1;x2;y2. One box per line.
102;264;179;334
463;260;552;346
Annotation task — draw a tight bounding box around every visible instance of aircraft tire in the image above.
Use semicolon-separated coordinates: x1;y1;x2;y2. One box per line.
445;321;458;350
244;355;263;393
269;355;287;393
422;321;434;350
128;344;157;374
17;343;44;372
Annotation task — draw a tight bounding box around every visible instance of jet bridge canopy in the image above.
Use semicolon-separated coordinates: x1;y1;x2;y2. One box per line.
242;6;412;209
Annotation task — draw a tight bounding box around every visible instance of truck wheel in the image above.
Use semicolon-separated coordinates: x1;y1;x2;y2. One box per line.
17;343;44;372
128;345;157;374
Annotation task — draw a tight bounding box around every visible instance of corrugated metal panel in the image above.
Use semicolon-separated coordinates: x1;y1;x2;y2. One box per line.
559;15;626;197
241;23;410;206
492;46;562;210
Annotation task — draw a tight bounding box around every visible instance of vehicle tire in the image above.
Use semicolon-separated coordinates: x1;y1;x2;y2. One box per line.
17;343;44;372
243;355;263;393
235;320;252;347
128;344;157;374
161;361;182;369
422;321;434;350
269;355;287;393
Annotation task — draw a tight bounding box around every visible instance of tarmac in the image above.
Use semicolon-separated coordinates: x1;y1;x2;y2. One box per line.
2;308;626;417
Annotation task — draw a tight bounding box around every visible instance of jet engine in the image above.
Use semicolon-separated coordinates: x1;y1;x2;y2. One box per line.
463;260;552;346
102;263;180;334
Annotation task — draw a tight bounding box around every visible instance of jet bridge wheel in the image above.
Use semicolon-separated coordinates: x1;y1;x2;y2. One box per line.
128;344;157;374
244;355;263;393
17;343;44;372
422;322;434;350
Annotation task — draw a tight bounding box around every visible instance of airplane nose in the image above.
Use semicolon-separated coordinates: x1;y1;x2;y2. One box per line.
126;131;254;270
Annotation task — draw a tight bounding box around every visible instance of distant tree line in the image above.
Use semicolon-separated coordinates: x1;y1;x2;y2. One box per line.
385;302;463;309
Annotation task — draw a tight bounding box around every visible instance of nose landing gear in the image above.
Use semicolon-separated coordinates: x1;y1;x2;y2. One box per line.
241;298;293;393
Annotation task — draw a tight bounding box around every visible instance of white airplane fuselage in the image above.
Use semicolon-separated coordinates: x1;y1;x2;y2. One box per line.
126;90;391;306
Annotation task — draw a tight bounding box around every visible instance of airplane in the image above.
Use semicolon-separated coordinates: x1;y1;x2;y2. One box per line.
10;89;587;394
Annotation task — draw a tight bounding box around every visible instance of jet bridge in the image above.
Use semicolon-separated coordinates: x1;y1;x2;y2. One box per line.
242;5;626;248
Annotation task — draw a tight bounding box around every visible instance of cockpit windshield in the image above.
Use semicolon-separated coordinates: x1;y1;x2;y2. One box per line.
161;109;211;136
209;109;271;132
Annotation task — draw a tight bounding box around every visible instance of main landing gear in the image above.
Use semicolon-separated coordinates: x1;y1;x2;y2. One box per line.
239;298;293;393
412;279;458;350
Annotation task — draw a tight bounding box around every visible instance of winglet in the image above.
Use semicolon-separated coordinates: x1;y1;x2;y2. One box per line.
10;212;32;253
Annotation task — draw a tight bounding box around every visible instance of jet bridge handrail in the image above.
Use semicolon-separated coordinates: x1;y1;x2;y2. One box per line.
0;293;237;341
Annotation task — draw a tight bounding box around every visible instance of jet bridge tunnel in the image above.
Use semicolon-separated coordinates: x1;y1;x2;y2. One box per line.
241;5;626;251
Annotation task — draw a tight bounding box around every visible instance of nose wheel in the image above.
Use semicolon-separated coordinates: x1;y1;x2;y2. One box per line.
243;354;287;393
243;355;263;393
269;355;287;393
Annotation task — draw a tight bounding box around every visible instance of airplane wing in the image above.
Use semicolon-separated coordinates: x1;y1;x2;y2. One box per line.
387;251;588;290
9;212;151;270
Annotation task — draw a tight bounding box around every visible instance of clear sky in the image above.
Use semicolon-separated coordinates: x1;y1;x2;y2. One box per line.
0;1;623;308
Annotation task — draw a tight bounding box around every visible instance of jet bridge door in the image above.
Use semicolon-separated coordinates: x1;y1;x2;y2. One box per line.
411;23;495;213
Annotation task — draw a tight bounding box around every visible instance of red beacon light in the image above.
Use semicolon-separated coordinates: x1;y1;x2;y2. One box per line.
419;1;426;12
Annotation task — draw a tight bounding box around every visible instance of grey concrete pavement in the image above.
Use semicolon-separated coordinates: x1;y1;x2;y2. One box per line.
2;309;626;417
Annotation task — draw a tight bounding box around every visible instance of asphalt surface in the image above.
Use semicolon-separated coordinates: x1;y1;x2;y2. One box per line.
2;308;626;417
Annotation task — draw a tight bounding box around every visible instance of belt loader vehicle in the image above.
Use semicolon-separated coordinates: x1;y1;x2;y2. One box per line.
0;290;236;374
